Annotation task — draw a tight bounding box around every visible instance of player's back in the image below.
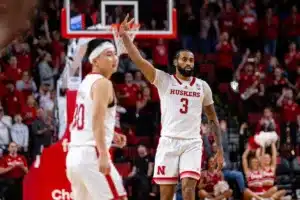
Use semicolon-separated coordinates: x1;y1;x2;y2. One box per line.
153;70;213;139
69;73;116;148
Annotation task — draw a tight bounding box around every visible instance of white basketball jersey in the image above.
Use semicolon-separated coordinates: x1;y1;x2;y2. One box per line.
69;73;116;148
153;69;214;139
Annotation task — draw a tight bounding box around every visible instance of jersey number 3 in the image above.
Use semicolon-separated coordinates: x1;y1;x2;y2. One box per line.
73;104;85;130
179;98;189;114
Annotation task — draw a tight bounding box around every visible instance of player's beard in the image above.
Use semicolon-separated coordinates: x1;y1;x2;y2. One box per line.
177;66;193;77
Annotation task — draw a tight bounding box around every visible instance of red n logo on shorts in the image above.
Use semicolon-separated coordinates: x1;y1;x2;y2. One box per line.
157;166;166;175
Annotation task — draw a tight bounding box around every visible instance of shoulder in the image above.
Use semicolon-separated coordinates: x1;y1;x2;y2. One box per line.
91;76;112;90
196;78;210;88
196;78;212;95
154;69;172;81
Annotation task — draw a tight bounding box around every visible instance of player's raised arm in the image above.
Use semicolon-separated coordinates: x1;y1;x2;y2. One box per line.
119;15;156;83
91;78;113;174
202;81;223;154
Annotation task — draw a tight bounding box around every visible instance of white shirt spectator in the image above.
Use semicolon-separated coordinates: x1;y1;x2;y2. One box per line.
11;123;29;150
16;78;37;92
40;92;54;111
0;121;10;147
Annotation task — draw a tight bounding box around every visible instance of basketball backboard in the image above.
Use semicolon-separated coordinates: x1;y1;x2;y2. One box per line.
61;0;177;39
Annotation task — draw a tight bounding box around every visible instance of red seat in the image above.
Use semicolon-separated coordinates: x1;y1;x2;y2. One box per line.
195;53;204;62
205;54;217;63
137;136;152;147
248;113;262;126
123;146;138;158
218;83;230;94
199;64;214;73
115;162;131;177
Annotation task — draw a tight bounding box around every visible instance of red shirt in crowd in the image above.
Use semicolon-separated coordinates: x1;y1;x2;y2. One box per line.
153;42;168;66
260;15;279;40
3;90;24;117
284;51;300;71
4;66;22;83
22;105;37;125
0;82;7;99
219;9;237;35
149;84;160;102
266;75;287;87
281;99;299;123
20;81;35;101
295;76;300;89
216;42;234;69
239;73;258;94
284;14;300;37
117;83;140;107
16;53;32;72
0;154;28;179
51;39;64;67
239;13;258;37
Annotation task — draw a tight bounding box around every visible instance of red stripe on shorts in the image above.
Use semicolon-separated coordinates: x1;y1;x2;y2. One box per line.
95;147;122;199
105;175;120;199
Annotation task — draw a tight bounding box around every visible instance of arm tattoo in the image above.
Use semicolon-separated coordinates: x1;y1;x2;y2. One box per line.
209;120;223;151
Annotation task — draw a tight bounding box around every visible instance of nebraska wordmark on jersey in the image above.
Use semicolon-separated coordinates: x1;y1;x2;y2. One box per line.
69;73;116;148
153;69;213;139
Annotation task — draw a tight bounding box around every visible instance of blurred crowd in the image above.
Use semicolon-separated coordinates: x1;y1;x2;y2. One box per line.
1;0;300;199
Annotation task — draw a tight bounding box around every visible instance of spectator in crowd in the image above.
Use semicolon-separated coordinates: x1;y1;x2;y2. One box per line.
10;114;29;154
0;142;28;200
199;1;220;54
133;71;147;88
284;42;300;83
277;88;300;143
38;52;57;90
181;4;199;51
198;156;233;200
219;1;237;37
16;71;37;100
22;95;37;126
31;108;52;158
283;6;300;46
255;107;280;134
261;8;279;56
203;120;246;195
117;72;140;127
125;144;153;200
0;107;12;151
215;31;238;82
4;56;22;84
235;50;264;114
259;142;287;198
3;82;24;117
152;39;169;72
136;86;157;137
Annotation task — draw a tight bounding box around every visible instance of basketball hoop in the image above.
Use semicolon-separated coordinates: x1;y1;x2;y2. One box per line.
111;23;140;56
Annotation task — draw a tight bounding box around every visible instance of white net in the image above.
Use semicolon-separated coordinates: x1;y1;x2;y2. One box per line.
111;24;140;56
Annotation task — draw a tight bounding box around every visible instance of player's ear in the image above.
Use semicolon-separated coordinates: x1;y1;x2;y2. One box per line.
173;59;177;67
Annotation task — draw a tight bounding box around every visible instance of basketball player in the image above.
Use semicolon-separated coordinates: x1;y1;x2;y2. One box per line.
119;16;223;200
66;39;127;200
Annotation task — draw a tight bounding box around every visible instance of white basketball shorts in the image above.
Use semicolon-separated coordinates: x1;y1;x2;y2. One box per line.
66;146;127;200
153;136;202;184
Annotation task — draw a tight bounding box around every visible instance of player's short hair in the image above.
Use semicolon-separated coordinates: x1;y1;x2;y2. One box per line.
174;49;193;60
85;39;115;59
